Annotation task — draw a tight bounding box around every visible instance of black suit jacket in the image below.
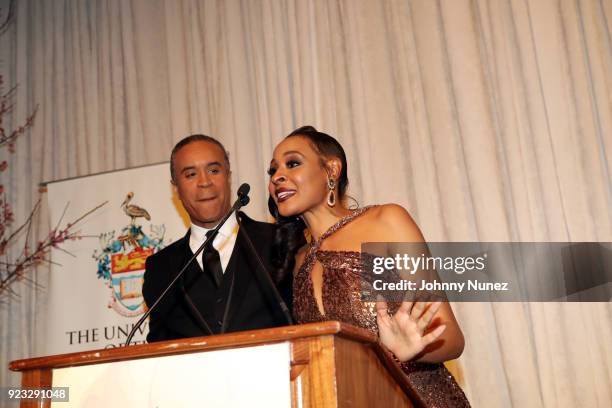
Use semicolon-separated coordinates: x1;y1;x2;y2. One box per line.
142;212;291;342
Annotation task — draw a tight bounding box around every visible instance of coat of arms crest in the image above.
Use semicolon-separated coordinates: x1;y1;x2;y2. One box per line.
92;192;165;316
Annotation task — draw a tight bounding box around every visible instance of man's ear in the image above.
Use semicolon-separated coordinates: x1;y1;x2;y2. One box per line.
171;179;177;193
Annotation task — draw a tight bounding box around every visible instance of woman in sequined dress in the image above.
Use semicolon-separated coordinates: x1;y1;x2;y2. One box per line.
267;126;470;407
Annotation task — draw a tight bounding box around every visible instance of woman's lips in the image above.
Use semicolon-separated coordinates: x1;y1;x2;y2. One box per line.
276;190;296;203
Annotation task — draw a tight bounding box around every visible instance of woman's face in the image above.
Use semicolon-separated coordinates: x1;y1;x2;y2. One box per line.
268;136;329;217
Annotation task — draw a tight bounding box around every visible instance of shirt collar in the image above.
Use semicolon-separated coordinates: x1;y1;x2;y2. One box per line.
190;213;238;244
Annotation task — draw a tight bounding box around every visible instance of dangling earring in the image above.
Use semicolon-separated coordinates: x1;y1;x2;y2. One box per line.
327;177;336;207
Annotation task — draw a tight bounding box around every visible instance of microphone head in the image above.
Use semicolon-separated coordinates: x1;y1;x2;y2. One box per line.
237;183;250;198
237;183;250;207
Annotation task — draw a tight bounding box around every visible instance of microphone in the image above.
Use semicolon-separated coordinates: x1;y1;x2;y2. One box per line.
237;183;250;206
126;183;251;346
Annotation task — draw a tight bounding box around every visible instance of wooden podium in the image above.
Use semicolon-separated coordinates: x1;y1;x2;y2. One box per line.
10;321;424;407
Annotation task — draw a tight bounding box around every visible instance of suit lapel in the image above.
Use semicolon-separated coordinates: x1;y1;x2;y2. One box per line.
176;230;200;285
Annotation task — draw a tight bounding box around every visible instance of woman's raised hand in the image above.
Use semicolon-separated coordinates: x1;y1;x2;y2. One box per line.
375;300;446;362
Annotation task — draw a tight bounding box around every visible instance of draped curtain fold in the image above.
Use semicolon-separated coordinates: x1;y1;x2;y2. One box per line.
1;1;610;406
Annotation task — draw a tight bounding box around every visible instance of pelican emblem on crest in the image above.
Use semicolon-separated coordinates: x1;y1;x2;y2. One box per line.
121;192;151;223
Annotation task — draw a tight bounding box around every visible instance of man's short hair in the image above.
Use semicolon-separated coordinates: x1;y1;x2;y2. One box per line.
170;134;230;181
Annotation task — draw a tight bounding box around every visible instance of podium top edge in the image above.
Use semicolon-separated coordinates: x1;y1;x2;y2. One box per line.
10;321;377;372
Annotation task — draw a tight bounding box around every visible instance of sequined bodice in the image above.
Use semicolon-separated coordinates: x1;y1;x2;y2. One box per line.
294;249;380;331
292;206;470;408
293;206;385;331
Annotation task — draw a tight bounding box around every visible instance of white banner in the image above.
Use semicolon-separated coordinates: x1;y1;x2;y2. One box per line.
45;163;187;355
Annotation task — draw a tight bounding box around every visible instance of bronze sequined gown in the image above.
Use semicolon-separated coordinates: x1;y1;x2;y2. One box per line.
293;206;470;408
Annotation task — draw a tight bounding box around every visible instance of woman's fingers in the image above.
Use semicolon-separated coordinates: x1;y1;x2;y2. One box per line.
397;300;414;315
421;324;446;346
417;301;442;331
377;300;446;362
375;300;389;315
409;301;426;320
381;300;443;334
375;301;392;326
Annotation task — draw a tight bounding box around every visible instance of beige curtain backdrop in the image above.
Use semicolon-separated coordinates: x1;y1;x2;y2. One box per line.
1;0;610;406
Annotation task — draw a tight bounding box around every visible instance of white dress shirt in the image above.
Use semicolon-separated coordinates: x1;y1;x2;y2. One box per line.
189;214;239;273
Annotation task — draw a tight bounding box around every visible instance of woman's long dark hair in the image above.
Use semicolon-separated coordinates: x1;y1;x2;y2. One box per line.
269;126;349;282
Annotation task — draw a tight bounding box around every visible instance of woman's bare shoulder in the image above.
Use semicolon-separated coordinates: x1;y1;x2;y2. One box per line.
365;204;424;241
365;203;415;225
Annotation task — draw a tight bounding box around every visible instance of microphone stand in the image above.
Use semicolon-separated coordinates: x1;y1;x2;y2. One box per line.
125;186;250;346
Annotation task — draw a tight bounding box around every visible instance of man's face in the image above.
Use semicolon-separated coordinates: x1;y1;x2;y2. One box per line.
172;141;232;228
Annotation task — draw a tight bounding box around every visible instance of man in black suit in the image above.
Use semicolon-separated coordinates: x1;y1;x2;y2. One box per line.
142;134;290;342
